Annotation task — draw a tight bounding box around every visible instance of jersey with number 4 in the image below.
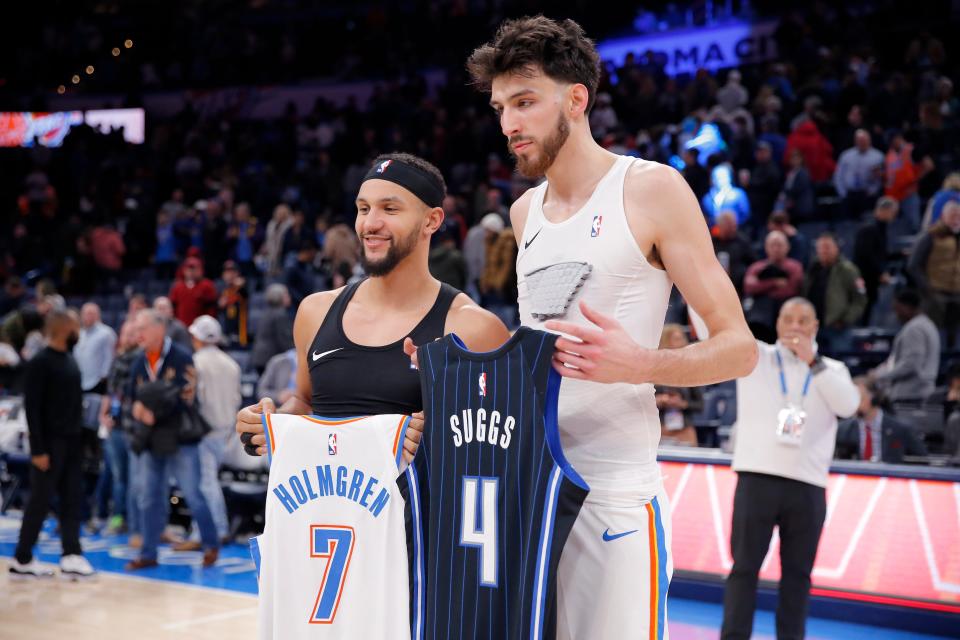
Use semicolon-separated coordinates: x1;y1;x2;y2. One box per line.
407;327;589;640
251;413;412;640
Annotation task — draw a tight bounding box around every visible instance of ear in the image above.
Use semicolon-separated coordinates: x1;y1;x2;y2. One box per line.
568;84;590;119
424;206;445;235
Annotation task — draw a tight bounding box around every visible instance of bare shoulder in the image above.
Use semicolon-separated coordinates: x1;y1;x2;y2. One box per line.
446;293;512;351
509;187;537;242
293;287;345;343
624;160;695;217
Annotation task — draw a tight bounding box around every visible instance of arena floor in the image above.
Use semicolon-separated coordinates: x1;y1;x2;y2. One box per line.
0;514;952;639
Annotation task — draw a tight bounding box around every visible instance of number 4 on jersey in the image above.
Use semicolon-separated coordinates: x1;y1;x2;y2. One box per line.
460;476;499;587
309;525;355;623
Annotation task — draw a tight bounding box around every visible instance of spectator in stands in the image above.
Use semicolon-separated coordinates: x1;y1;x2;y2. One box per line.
97;320;141;537
281;208;311;267
834;129;885;218
169;256;218;328
218;260;249;348
10;309;96;580
922;172;960;229
712;211;756;295
429;223;467;291
201;198;230;279
127;293;148;318
778;149;816;219
681;148;710;204
322;223;360;289
784;120;835;183
716;69;749;114
463;213;504;302
723;298;859;640
0;276;26;316
853;197;899;324
767;210;811;267
257;347;298;407
745;141;782;227
803;233;867;352
284;238;322;308
258;203;294;276
884;131;921;233
702;163;751;226
152;296;192;351
943;365;960;463
22;295;66;361
744;231;804;342
179;315;240;546
251;283;294;375
154;209;178;280
479;228;519;328
227;202;261;279
75;302;117;399
836;377;927;463
908;200;960;348
868;289;940;404
125;309;219;570
656;324;703;447
89;221;126;279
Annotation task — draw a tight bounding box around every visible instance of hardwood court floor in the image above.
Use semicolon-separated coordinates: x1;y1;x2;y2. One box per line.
0;570;257;640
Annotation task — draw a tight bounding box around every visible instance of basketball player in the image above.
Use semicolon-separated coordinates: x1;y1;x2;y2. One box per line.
466;17;759;638
235;152;509;461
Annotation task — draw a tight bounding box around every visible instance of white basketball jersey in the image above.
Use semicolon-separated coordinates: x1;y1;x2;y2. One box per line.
517;155;673;495
251;414;412;640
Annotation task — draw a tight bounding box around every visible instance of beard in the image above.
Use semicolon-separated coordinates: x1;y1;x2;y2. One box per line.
359;227;419;277
509;112;570;178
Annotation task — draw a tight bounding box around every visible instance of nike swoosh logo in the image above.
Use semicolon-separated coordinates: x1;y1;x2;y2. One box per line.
524;228;542;250
312;348;343;362
602;528;639;542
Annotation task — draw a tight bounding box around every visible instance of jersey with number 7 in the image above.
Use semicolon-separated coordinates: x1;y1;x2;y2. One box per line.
407;327;588;640
251;413;413;639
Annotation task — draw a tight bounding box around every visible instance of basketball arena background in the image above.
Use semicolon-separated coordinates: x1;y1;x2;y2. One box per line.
1;1;959;638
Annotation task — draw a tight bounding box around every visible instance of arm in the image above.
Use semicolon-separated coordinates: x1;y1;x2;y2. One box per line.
743;262;778;295
547;164;758;386
443;293;512;352
508;188;536;245
22;359;47;457
842;263;868;326
811;359;860;419
833;155;848;197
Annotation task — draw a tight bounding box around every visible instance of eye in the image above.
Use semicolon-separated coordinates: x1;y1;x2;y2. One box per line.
518;99;533;108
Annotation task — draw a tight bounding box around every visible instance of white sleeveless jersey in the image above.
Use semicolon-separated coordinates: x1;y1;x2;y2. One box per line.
517;155;673;495
251;414;412;640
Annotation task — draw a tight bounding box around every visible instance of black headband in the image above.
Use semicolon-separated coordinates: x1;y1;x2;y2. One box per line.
362;159;445;208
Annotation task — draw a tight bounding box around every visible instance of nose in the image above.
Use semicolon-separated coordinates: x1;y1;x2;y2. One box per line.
500;108;520;139
358;207;386;235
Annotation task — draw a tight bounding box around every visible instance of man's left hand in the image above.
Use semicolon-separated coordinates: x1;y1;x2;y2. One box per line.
544;302;650;384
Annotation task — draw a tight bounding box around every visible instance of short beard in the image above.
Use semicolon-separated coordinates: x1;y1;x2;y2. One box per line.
509;112;570;178
359;227;419;277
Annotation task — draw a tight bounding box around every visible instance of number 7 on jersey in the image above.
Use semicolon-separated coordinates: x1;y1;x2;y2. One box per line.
309;525;355;623
460;476;499;587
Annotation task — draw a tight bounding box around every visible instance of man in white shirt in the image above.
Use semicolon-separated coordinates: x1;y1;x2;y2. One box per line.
179;315;241;546
834;129;885;218
75;303;117;395
722;298;860;640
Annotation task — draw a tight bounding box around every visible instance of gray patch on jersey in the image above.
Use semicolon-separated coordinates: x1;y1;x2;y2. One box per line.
524;261;593;320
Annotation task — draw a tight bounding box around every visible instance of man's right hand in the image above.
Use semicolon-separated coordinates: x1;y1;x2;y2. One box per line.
31;454;50;472
236;397;276;456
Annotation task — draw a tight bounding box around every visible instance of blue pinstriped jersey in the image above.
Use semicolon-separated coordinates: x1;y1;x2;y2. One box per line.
405;327;589;640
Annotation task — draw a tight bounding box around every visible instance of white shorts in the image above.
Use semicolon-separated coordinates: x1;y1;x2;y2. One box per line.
557;486;673;640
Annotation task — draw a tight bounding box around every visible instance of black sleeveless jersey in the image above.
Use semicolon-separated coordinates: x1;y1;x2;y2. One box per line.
307;279;459;416
406;327;589;640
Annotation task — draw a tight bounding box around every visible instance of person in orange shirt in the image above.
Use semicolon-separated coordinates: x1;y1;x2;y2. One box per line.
884;131;921;233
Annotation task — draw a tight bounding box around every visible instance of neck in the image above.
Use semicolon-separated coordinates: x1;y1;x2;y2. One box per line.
863;406;880;421
47;338;68;352
543;129;616;202
361;249;439;310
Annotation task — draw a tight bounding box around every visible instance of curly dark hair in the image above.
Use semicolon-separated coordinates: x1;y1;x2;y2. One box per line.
466;15;602;113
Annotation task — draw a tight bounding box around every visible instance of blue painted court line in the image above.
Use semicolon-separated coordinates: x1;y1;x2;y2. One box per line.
0;515;258;594
668;597;955;639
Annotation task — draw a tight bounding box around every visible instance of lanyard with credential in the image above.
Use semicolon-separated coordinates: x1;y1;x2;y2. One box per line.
775;349;812;408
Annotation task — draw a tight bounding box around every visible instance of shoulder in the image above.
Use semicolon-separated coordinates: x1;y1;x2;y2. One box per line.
624;160;699;225
293;287;344;343
624;158;686;200
509;187;538;238
445;293;511;351
820;354;852;374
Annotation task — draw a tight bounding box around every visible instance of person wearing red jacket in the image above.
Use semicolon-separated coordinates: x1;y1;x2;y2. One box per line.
784;120;836;183
168;256;217;327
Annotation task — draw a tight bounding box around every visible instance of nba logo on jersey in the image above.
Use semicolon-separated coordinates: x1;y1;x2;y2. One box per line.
327;433;338;455
591;215;603;237
376;159;392;173
479;372;487;397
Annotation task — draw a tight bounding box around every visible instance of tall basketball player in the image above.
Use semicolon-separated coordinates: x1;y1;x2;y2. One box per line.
236;152;509;458
467;17;759;639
